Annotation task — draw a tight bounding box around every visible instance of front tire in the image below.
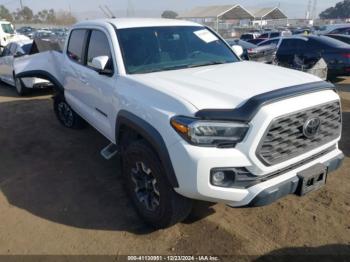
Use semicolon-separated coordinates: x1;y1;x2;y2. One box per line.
122;140;192;229
53;94;86;129
14;77;27;96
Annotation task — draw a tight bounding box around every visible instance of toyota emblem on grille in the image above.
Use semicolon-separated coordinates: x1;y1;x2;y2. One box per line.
303;117;321;138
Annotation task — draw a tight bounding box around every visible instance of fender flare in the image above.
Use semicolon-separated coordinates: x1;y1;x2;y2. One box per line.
116;110;179;188
15;70;64;93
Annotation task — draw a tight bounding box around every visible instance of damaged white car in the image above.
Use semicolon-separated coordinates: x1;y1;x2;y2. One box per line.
0;39;53;95
14;19;343;228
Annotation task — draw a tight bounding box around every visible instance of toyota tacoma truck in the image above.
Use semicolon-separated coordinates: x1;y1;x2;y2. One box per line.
14;18;344;228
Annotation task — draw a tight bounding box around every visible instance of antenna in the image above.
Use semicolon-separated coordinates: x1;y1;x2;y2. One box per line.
104;5;116;18
99;5;111;18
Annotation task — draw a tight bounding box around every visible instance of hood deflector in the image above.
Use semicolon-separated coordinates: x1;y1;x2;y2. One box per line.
195;81;335;122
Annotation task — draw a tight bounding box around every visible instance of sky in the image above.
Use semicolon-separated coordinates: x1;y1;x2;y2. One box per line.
0;0;341;19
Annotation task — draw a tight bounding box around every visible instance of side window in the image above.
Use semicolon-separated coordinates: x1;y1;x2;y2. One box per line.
87;30;113;71
279;39;300;51
280;39;307;51
260;33;269;38
67;29;87;64
270;32;280;38
259;39;279;46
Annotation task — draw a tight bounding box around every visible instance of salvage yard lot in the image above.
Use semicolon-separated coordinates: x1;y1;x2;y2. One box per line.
0;79;349;258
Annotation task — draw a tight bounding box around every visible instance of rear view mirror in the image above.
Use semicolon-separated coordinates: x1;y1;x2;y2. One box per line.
232;45;244;58
90;56;113;76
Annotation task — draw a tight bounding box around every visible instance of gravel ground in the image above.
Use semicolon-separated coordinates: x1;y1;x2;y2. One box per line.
0;80;349;260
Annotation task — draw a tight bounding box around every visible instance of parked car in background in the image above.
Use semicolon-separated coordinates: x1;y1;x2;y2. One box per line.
247;44;277;64
259;30;292;39
292;28;313;35
0;40;50;95
33;29;55;39
225;38;256;60
247;38;266;45
17;26;36;39
247;30;291;45
317;24;350;35
326;34;350;45
0;21;29;49
259;35;350;78
240;32;260;41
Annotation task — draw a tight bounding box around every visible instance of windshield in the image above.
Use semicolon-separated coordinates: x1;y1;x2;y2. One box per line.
117;26;239;74
2;23;14;34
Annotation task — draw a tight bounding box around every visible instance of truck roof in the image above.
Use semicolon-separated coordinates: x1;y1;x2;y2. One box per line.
74;18;202;29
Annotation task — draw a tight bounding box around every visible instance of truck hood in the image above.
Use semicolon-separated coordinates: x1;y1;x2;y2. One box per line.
130;61;321;110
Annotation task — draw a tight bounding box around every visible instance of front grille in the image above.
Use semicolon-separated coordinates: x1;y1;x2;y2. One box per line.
256;101;341;166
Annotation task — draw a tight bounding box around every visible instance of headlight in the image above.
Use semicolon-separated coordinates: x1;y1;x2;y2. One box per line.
170;116;249;147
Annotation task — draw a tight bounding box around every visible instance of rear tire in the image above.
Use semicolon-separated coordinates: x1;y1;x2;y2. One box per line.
122;140;192;229
14;77;27;96
53;94;86;129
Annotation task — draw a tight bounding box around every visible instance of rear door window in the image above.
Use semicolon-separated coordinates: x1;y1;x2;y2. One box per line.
67;29;88;64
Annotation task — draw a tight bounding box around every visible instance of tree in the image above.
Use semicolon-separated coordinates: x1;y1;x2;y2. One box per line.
320;0;350;19
0;5;13;21
20;6;34;21
46;9;56;23
161;10;178;19
55;11;77;25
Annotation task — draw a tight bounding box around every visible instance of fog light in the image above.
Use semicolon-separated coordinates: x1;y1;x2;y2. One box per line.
212;171;226;184
210;168;257;188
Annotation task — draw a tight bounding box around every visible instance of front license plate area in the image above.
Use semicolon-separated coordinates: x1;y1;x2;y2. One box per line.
296;163;327;196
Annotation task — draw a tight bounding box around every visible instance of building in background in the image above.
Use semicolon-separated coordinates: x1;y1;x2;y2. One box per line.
250;7;288;27
178;4;254;35
179;4;288;37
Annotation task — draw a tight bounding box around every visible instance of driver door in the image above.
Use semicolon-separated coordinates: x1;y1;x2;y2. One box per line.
81;29;117;141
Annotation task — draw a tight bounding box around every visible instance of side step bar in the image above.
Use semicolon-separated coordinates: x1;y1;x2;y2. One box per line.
101;143;119;160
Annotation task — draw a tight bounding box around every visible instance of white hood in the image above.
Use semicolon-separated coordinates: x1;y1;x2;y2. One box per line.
131;61;322;110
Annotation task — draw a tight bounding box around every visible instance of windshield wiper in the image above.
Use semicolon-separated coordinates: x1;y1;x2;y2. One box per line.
187;61;228;68
132;61;230;74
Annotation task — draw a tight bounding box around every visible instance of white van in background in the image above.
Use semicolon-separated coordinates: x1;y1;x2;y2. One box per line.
0;21;29;48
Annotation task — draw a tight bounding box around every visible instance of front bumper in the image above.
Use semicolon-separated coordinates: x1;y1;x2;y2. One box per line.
170;137;343;207
247;152;344;207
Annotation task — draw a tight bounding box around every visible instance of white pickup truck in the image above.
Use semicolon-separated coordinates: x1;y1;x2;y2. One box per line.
14;18;344;228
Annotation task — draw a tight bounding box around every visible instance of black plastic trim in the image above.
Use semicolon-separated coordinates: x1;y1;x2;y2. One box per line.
116;110;179;188
15;70;64;93
247;152;344;207
195;81;335;122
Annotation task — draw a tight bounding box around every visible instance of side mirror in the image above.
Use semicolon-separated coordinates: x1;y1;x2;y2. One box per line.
89;56;113;76
90;56;109;70
232;45;244;58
